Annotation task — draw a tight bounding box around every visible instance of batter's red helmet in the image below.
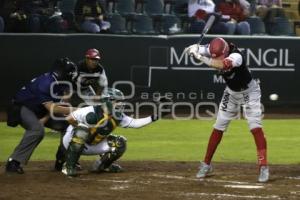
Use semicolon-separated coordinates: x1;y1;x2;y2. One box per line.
209;37;229;58
85;48;100;60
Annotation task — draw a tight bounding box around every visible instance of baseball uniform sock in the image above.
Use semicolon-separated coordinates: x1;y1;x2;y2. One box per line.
251;127;267;166
204;129;224;165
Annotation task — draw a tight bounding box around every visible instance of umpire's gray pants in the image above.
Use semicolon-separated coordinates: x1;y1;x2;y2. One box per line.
10;106;45;164
9;106;68;164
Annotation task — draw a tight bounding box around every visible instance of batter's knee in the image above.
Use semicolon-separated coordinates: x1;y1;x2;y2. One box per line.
214;119;231;132
247;118;262;130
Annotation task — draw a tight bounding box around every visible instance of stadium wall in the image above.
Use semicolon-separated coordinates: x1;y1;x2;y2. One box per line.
0;34;299;111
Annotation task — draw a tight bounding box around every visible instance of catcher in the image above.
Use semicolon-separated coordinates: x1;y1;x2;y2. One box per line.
61;88;170;176
184;37;269;183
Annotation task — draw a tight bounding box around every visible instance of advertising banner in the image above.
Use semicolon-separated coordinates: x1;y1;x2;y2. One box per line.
0;34;298;111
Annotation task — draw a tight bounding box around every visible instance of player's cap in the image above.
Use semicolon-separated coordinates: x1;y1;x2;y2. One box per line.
209;37;229;59
85;48;100;60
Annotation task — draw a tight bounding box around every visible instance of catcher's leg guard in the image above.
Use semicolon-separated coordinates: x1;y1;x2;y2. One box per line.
63;126;89;176
94;135;127;172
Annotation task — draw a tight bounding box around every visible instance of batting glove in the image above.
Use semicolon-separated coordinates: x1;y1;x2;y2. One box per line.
222;57;234;71
184;44;203;60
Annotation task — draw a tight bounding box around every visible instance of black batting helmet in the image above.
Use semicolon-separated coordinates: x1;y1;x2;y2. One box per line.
52;57;77;81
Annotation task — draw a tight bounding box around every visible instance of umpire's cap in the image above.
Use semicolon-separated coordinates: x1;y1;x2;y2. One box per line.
85;48;100;60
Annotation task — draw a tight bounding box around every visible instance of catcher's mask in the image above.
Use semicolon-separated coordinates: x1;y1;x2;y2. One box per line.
102;88;125;117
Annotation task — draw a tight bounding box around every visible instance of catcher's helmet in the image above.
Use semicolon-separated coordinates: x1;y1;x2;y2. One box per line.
85;48;100;60
209;37;229;58
101;88;125;118
105;88;124;101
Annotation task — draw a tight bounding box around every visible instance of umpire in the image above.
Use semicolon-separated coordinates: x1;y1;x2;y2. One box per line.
6;58;77;174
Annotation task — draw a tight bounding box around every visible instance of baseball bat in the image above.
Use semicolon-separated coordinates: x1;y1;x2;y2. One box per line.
197;15;216;45
88;85;96;95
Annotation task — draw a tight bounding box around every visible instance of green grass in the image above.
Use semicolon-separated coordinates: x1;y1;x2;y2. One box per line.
0;120;300;164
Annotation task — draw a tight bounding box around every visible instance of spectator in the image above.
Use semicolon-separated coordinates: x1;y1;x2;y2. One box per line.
256;0;283;19
3;0;67;33
27;0;67;33
255;0;286;34
217;0;251;35
188;0;228;34
0;0;5;32
188;0;215;18
0;15;4;32
0;0;27;32
74;0;111;33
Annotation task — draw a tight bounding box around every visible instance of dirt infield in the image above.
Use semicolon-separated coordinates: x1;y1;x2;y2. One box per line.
1;161;300;200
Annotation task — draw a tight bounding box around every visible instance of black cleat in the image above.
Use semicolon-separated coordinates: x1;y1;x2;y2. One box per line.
75;162;83;171
105;163;123;173
6;158;24;174
54;159;64;171
90;162;123;173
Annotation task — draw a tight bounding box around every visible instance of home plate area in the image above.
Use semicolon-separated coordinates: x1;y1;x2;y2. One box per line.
0;161;300;200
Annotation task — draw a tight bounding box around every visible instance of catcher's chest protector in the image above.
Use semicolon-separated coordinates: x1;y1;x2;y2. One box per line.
89;107;120;144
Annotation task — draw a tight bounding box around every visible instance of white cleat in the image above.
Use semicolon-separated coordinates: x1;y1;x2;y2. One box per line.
61;167;68;175
258;166;269;183
196;162;213;178
61;164;77;177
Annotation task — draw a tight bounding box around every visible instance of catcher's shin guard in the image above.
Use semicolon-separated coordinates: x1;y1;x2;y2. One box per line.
64;142;85;176
95;135;127;172
64;126;89;176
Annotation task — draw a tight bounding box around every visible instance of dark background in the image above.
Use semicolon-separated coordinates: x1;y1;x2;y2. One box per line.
0;34;299;112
